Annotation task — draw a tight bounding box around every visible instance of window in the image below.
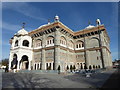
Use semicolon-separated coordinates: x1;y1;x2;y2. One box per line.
76;41;84;49
53;39;54;43
50;40;51;44
68;40;74;49
15;40;18;47
60;36;66;46
82;43;84;47
23;40;29;47
46;36;54;46
79;44;81;48
76;45;78;48
35;39;42;47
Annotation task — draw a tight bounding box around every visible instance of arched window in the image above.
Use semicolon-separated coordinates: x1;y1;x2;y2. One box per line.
88;38;99;48
15;40;18;47
46;36;54;46
76;40;84;49
68;40;74;49
23;40;29;47
60;36;67;46
35;39;42;47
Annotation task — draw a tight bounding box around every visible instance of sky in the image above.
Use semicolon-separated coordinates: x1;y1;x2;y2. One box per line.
1;2;118;61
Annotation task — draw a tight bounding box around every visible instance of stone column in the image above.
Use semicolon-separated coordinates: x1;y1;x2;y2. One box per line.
54;28;60;70
101;48;107;67
51;62;53;70
86;50;91;68
39;62;41;69
33;63;35;70
9;60;12;70
17;60;20;70
20;62;22;70
8;53;12;70
84;38;90;69
41;34;46;70
28;60;31;70
109;53;112;66
41;49;46;70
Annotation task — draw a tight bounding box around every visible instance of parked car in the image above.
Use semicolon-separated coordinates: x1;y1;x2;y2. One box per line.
113;65;119;68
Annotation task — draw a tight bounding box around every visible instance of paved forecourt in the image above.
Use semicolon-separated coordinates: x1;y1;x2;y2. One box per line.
2;69;116;88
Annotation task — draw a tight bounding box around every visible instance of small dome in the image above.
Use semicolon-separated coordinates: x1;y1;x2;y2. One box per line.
16;28;28;35
96;18;101;25
85;25;95;29
38;24;48;29
54;15;59;21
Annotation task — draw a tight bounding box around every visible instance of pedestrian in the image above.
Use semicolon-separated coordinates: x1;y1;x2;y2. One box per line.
5;66;8;73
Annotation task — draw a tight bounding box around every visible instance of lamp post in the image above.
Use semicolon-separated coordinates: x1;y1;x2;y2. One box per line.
96;19;105;69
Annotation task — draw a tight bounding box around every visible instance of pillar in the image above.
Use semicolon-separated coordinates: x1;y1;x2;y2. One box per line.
39;62;41;69
34;63;35;70
45;62;46;70
101;48;107;67
86;50;91;68
51;62;53;70
41;34;46;70
16;60;20;70
8;53;12;70
54;28;60;70
20;62;22;70
28;60;31;70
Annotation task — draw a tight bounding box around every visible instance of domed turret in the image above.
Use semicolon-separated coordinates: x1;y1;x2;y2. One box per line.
96;18;101;25
16;28;28;35
54;15;59;22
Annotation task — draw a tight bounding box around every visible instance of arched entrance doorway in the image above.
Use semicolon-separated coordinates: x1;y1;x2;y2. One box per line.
20;55;29;70
11;54;18;69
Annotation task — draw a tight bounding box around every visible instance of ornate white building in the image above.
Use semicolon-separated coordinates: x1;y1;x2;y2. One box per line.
9;15;112;72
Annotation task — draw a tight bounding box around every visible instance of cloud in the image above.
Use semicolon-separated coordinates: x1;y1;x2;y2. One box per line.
1;21;34;32
2;21;21;31
2;2;47;21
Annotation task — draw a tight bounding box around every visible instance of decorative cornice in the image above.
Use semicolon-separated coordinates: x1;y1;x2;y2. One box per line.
33;45;111;54
28;21;107;37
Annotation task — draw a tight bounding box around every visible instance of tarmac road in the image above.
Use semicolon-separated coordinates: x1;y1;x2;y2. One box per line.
101;68;120;88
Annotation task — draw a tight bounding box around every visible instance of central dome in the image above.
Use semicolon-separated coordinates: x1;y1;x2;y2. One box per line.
16;28;28;35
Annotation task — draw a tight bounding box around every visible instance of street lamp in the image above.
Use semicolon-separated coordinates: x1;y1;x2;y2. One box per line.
96;19;105;69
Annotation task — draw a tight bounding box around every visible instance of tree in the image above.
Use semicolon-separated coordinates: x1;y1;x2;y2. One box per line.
1;58;9;66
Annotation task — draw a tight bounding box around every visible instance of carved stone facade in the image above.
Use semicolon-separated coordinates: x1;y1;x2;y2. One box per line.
9;16;112;72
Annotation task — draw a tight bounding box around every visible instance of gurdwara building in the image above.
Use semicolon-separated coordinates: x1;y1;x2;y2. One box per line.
9;15;112;72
